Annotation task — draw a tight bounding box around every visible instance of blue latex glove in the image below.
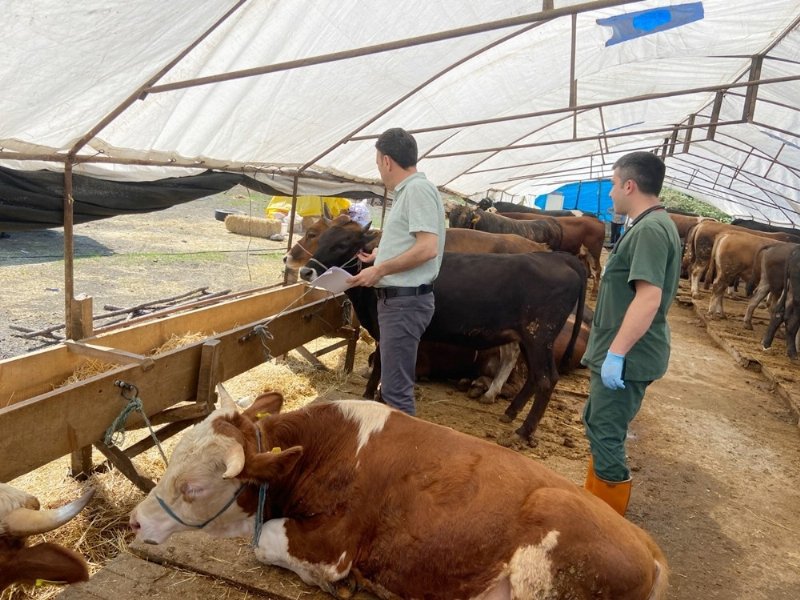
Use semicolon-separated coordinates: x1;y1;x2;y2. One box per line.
601;351;626;390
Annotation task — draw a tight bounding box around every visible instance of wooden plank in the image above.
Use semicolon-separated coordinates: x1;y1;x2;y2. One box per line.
56;553;260;600
65;341;155;370
130;531;374;599
146;404;210;426
70;294;94;340
0;296;345;482
296;346;329;370
195;339;221;413
0;285;327;406
93;442;155;493
83;284;328;356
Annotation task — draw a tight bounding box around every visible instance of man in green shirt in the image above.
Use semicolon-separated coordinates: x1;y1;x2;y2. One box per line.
582;152;681;516
348;128;445;415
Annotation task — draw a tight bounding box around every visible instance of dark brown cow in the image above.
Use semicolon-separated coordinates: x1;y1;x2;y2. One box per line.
449;205;563;248
763;246;800;359
743;242;797;329
0;483;93;592
683;220;799;297
417;313;590;401
706;231;781;317
498;212;604;293
131;391;668;599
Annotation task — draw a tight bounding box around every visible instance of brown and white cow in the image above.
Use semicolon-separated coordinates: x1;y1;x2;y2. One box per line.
667;213;713;241
130;390;668;599
0;483;93;591
705;231;782;317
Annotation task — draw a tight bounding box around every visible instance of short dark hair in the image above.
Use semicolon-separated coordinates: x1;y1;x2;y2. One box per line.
613;152;666;196
375;128;418;169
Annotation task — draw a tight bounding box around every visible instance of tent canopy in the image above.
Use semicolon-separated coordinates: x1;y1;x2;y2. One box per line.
1;1;798;223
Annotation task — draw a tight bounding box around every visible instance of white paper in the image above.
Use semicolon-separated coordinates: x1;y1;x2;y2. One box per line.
308;266;354;293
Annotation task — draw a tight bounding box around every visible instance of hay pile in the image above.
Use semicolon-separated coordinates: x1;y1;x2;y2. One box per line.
55;359;118;389
224;214;282;239
149;332;209;356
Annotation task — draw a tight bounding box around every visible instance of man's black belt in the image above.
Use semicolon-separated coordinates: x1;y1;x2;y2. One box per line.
375;284;433;299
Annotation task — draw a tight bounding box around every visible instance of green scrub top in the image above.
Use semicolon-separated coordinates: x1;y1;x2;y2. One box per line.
582;208;682;381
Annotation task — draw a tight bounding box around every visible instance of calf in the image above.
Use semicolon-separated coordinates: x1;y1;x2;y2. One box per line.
0;483;93;591
762;246;800;359
300;222;586;442
130;392;668;599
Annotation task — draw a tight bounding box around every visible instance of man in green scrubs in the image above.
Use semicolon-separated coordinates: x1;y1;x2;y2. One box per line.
582;152;681;516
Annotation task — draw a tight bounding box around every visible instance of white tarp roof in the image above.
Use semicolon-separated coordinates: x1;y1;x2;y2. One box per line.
2;0;799;223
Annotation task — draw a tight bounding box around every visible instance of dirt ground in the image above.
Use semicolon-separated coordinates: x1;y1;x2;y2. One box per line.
2;193;799;599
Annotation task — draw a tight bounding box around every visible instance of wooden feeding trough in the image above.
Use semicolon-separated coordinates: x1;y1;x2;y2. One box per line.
0;283;358;489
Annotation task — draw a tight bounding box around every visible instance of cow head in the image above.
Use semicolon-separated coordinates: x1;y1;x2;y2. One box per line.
283;214;352;277
448;205;477;229
477;198;493;210
129;387;302;545
299;220;379;281
0;483;93;591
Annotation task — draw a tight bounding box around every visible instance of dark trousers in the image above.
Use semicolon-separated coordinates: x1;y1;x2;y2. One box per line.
377;293;435;415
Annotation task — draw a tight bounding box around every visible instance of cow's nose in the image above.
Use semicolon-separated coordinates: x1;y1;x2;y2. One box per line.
282;254;288;264
299;267;315;281
129;516;141;532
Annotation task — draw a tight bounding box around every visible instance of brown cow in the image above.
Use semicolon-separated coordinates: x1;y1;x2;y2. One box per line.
667;213;714;240
0;483;93;591
499;212;605;294
683;220;799;297
284;217;549;283
706;231;781;317
743;242;798;329
130;390;668;599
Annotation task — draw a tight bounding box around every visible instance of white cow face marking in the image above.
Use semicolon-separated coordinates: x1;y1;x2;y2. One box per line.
335;400;392;455
129;410;253;544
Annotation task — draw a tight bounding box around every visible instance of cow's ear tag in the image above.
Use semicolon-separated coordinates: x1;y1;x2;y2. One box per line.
471;215;480;225
256;412;270;419
271;447;281;454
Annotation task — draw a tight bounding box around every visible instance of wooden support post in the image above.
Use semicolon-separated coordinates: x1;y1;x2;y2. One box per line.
683;113;696;153
343;326;359;374
65;341;155;370
68;293;95;478
94;441;155;493
743;55;764;123
296;346;329;370
195;339;221;413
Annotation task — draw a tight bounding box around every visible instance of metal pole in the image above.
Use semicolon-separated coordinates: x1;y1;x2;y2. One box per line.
144;0;647;95
350;74;800;141
63;161;75;339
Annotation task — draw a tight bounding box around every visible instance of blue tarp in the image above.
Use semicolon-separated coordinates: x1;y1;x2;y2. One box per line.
533;179;614;221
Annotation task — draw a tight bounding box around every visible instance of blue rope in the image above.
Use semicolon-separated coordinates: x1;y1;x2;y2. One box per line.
252;426;268;548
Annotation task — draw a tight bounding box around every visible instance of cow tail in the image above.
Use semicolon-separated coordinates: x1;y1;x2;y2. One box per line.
560;256;586;372
747;247;765;297
704;233;722;286
683;223;698;272
642;532;670;600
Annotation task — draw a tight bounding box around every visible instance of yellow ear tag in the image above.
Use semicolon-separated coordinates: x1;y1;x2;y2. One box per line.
36;579;66;587
256;412;270;419
271;447;281;454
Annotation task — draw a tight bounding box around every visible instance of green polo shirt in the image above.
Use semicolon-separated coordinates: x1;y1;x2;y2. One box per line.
582;209;681;381
375;172;445;287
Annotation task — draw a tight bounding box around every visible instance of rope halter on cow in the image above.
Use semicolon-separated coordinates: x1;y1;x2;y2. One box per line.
305;251;361;276
153;422;269;547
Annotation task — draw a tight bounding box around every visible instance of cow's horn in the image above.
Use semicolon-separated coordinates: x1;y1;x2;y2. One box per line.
222;443;246;479
216;384;237;413
0;488;94;537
